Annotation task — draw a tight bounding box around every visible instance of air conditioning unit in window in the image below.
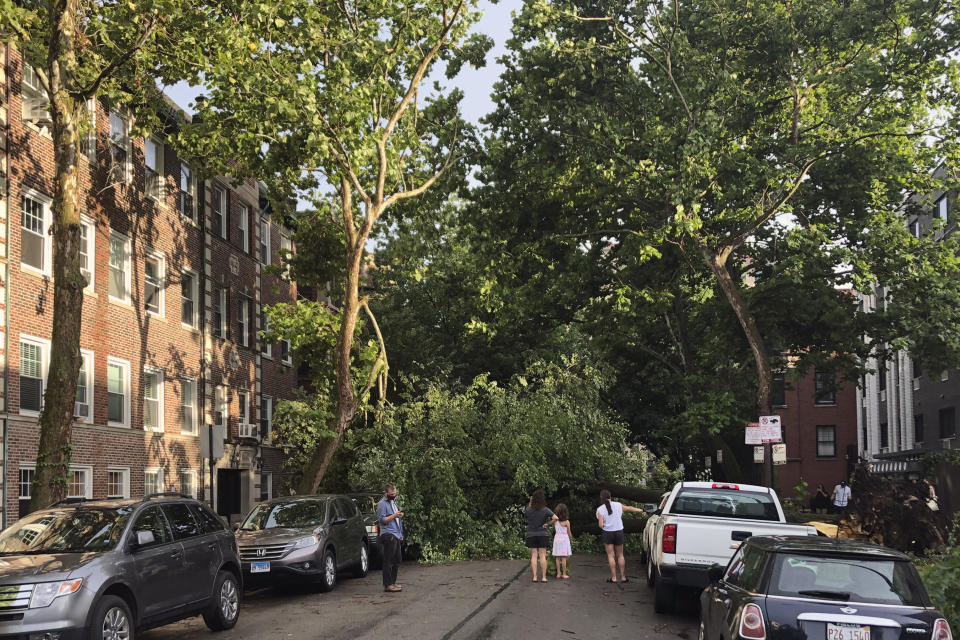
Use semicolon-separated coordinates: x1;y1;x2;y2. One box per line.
24;98;52;127
238;423;259;440
74;402;89;418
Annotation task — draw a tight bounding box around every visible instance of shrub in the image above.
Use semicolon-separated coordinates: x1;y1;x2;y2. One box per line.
918;545;960;631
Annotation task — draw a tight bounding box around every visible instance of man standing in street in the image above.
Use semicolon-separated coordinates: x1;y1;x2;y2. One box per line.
377;483;404;593
831;479;852;514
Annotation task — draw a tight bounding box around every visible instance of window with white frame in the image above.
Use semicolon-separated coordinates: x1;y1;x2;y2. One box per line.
21;191;51;274
179;162;196;220
79;215;95;289
74;349;93;422
280;233;293;278
215;385;227;428
144;138;164;201
260;307;272;357
143;367;164;431
213;185;227;240
260;218;271;265
238;203;250;253
280;339;292;366
108;111;131;182
107;467;130;498
81;98;97;163
18;466;35;518
108;232;131;303
144;252;164;316
238;390;250;426
181;270;198;327
144;468;164;496
213;286;228;339
260;395;273;441
816;425;837;458
910;219;921;239
180;377;197;435
107;357;130;427
19;335;48;414
238;296;252;348
181;470;198;498
936;195;949;222
260;472;272;502
67;466;93;499
20;63;50;127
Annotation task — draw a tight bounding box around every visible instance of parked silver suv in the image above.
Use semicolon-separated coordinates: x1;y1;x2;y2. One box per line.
237;494;369;591
0;494;241;640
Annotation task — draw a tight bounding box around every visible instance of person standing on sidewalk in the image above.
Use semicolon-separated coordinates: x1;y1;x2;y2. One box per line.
524;490;558;582
831;479;852;514
377;483;404;593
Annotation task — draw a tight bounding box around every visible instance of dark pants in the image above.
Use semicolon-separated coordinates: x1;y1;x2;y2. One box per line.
380;533;402;587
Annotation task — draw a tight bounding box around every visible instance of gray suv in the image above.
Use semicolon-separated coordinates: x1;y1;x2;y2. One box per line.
0;494;241;640
236;495;369;591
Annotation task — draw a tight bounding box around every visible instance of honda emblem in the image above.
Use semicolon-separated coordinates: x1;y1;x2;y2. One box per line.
256;548;266;557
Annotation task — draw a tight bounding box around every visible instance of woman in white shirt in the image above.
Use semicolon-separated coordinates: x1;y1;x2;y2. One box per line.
596;489;644;584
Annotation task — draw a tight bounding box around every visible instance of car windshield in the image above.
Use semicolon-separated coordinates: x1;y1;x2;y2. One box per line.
769;553;928;606
240;500;326;530
670;488;779;520
0;507;134;554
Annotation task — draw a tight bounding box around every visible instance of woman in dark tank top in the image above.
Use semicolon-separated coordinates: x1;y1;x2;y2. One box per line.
523;489;558;582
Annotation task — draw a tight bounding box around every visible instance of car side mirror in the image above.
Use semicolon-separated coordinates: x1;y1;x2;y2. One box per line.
643;504;657;515
707;563;725;584
133;530;155;549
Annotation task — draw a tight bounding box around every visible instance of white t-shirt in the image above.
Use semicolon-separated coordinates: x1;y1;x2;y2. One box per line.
833;484;851;506
596;501;624;531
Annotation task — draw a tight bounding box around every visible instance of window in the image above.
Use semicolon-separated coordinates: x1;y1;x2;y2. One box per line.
260;472;272;502
260;307;272;357
915;414;925;443
816;425;836;457
74;349;93;423
162;503;201;540
260;218;271;265
771;372;786;407
181;270;198;327
180;378;198;435
19;336;48;414
238;296;252;348
66;466;92;499
19;466;35;519
910;219;921;238
260;395;273;441
238;390;250;425
107;467;130;499
79;215;95;289
179;162;196;220
280;233;293;278
108;111;130;182
191;503;227;533
144;137;163;200
107;357;130;427
213;286;228;339
144;252;164;316
939;407;956;439
132;506;172;546
144;468;164;496
212;185;227;240
20;63;50;127
281;339;292;366
880;423;889;449
814;369;836;405
180;471;198;499
21;191;51;274
936;195;949;222
215;385;227;428
108;232;130;303
238;203;250;252
143;367;164;432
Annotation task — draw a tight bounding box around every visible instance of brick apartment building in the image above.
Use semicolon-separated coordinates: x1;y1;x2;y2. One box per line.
0;45;300;527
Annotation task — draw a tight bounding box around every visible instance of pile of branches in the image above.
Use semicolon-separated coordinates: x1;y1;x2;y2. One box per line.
847;463;948;554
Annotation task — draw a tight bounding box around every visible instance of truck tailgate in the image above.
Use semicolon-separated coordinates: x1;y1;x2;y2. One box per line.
674;517;814;567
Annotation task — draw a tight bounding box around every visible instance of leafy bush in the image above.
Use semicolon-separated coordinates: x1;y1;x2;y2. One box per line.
918;545;960;631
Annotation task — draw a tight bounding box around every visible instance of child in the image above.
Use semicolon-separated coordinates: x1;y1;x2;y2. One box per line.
552;503;572;579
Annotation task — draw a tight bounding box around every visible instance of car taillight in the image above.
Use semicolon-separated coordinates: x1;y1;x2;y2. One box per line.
662;524;677;553
712;483;739;489
739;604;765;640
934;619;953;640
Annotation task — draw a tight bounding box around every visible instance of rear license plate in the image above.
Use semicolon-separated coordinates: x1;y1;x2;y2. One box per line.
827;623;870;640
250;561;270;573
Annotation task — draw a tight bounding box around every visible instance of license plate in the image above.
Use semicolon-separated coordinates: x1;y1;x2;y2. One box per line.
250;561;270;573
827;623;870;640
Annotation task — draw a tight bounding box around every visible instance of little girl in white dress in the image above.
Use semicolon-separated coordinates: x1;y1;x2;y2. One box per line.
552;503;572;579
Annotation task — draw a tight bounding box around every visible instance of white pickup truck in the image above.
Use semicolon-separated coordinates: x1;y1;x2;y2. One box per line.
643;481;818;613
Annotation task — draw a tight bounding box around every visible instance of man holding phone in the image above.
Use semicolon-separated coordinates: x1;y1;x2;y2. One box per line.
377;483;404;592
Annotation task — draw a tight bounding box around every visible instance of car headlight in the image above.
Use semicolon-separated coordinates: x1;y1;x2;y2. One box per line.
291;535;319;550
30;579;83;608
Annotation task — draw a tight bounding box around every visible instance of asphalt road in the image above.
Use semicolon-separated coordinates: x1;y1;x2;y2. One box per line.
143;554;699;640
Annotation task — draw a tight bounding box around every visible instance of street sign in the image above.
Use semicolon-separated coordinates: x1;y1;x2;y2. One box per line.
759;415;782;443
753;446;764;463
745;424;762;444
772;443;787;465
200;424;226;460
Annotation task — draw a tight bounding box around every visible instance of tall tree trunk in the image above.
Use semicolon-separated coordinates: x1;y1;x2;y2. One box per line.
700;245;774;486
30;0;86;510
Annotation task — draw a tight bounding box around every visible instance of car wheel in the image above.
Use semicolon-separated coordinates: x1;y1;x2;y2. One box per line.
90;595;133;640
646;558;655;588
317;548;337;592
354;543;369;578
203;570;240;631
653;580;675;614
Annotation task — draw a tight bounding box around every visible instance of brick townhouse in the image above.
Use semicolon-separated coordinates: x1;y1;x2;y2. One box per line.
0;45;299;527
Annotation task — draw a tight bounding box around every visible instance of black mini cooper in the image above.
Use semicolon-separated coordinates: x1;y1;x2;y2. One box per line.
700;536;951;640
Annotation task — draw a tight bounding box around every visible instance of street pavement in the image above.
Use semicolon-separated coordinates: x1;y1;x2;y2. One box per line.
143;553;699;640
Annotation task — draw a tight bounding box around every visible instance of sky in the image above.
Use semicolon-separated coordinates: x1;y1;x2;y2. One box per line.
162;0;521;127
